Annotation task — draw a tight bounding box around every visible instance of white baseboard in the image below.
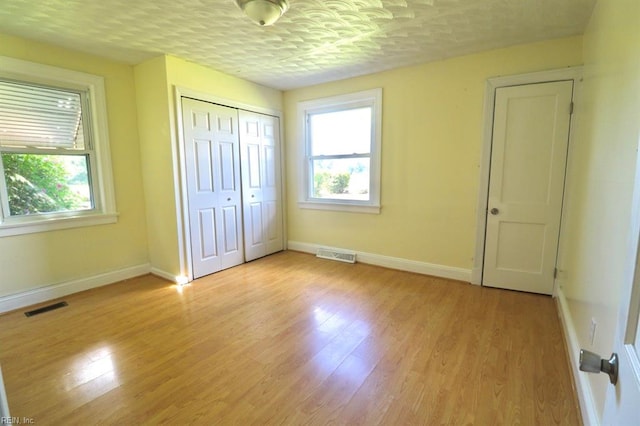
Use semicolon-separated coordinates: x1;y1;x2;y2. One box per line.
0;263;151;314
150;267;178;283
556;288;600;426
287;241;471;282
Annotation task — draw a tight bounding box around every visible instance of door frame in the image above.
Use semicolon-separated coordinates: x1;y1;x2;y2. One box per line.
471;67;583;292
173;86;286;282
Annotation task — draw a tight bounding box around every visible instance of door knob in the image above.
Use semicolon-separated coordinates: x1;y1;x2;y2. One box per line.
227;197;231;201
490;208;499;215
579;349;618;385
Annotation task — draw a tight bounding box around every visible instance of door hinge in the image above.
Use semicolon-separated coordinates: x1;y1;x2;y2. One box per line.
554;267;558;279
569;102;574;115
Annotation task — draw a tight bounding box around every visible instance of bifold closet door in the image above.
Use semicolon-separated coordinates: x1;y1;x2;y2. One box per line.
182;98;244;278
239;110;284;261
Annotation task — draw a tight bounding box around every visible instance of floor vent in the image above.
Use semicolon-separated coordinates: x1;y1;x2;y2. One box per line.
24;301;68;317
316;248;357;264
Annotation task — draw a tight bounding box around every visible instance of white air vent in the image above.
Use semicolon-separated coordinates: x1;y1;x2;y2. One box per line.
316;248;356;264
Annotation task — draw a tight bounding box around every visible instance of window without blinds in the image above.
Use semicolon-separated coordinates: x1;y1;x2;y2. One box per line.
298;88;382;213
0;79;93;217
308;107;372;201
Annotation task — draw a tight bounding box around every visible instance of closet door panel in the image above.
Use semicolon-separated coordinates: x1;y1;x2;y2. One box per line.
182;98;244;278
240;111;283;261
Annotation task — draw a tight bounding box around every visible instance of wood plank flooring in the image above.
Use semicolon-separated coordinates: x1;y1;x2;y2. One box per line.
0;251;581;425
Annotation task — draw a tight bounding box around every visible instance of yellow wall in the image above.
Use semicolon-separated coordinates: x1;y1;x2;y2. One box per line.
283;36;583;269
557;0;640;418
134;55;282;278
133;56;175;276
134;56;179;276
165;56;283;111
0;34;149;297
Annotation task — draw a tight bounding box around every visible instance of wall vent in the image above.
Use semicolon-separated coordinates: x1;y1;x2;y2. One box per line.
316;248;356;264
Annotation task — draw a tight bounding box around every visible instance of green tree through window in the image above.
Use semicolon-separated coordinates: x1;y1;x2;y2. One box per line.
2;153;90;216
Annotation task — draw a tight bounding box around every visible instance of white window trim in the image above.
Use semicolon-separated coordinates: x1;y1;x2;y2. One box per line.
297;88;382;214
0;56;118;237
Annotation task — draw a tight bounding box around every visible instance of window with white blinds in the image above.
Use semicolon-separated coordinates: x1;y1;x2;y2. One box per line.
0;55;117;237
0;80;86;150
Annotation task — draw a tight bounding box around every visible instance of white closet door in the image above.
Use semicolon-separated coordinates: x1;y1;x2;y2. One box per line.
182;98;244;278
239;110;283;261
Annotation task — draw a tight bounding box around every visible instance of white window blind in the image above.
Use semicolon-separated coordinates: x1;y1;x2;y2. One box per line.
0;79;85;149
0;55;118;236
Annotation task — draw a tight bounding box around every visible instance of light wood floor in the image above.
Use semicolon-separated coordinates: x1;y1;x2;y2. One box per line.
0;251;580;425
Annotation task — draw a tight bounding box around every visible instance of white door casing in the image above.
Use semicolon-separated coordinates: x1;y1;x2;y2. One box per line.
483;81;573;294
602;138;640;424
239;110;284;261
182;98;244;278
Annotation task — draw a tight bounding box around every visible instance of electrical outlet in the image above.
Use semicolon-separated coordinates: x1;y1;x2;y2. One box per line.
590;318;597;346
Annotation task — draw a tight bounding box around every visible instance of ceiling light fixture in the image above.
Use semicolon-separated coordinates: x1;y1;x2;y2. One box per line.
235;0;289;26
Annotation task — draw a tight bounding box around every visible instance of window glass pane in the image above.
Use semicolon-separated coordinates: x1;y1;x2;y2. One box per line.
0;80;85;149
309;107;371;156
2;153;92;216
312;158;370;200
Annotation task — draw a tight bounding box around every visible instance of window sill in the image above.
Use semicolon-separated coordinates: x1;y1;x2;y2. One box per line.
0;212;119;237
298;201;380;214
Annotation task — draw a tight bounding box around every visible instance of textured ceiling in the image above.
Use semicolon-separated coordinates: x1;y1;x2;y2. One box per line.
0;0;595;90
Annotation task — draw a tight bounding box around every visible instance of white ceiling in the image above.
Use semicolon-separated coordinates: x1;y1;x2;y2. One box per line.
0;0;596;90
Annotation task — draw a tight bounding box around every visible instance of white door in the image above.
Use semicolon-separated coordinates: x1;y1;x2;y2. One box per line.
483;81;573;294
601;145;640;423
182;98;244;278
239;110;283;261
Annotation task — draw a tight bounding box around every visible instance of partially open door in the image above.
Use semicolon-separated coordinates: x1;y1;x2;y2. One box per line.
483;81;573;294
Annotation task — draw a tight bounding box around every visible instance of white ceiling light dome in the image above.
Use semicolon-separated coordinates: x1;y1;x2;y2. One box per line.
235;0;289;26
